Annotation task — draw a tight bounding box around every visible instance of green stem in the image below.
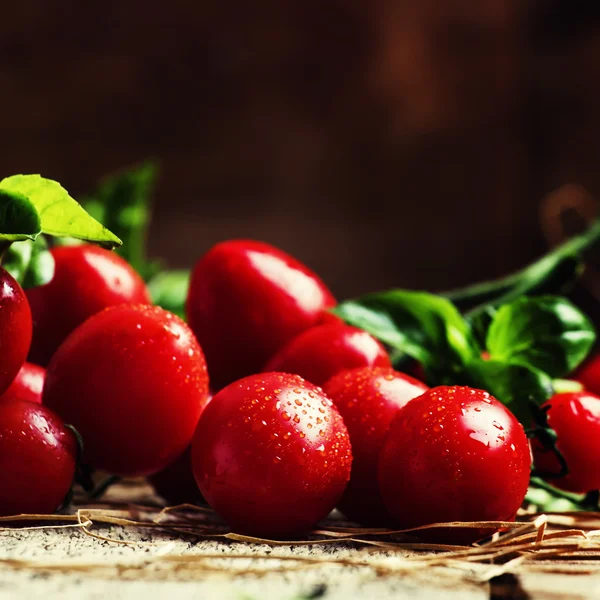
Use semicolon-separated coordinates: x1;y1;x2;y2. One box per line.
443;219;600;313
528;477;587;507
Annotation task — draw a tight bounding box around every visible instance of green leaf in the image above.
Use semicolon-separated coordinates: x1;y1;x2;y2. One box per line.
332;290;476;379
2;236;55;288
486;296;596;378
81;162;157;276
468;358;553;423
148;269;190;320
0;189;41;242
0;175;121;248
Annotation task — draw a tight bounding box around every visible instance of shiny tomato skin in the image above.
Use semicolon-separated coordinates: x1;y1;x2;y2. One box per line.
0;267;32;396
186;240;336;389
26;245;151;365
264;323;391;387
192;372;352;537
532;392;600;493
0;400;76;516
574;355;600;396
323;367;428;524
378;386;531;543
0;362;45;404
43;304;210;477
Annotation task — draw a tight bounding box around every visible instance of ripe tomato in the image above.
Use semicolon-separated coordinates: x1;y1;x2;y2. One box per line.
0;400;76;516
192;373;352;537
574;354;600;396
43;304;210;477
26;245;151;365
532;391;600;493
186;240;335;389
0;267;32;396
149;446;203;506
0;362;45;404
323;367;428;524
264;323;391;387
378;386;531;543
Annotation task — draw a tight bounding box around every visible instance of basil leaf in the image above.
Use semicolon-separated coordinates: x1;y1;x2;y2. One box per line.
332;290;476;376
468;358;553;423
486;296;596;378
81;162;157;277
148;269;190;319
3;236;55;288
0;175;121;248
0;189;41;242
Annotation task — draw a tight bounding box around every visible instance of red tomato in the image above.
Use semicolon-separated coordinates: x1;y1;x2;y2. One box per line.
323;367;428;524
0;362;45;404
26;245;151;365
192;373;352;537
574;354;600;396
186;240;335;389
0;267;32;396
149;446;203;506
378;386;531;543
264;323;391;387
0;400;76;516
43;305;210;477
532;391;600;493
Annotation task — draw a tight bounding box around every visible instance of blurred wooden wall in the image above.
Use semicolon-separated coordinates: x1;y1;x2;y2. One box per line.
1;0;600;298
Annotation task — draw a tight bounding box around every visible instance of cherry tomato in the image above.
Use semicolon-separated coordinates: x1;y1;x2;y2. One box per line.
149;446;203;505
26;245;151;365
0;400;76;516
43;304;210;477
264;323;391;387
0;362;45;404
186;240;335;389
574;354;600;396
192;372;352;537
378;386;531;543
532;391;600;493
323;367;428;524
0;267;32;396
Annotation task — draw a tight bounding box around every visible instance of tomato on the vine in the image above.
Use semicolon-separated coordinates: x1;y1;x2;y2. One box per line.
26;245;151;365
43;304;210;477
264;323;391;387
378;386;531;543
0;267;32;396
192;372;352;537
186;240;335;389
0;362;45;404
0;400;76;516
532;391;600;493
574;355;600;397
323;367;428;524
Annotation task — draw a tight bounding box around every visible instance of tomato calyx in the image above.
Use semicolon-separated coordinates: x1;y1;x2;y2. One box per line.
527;405;569;481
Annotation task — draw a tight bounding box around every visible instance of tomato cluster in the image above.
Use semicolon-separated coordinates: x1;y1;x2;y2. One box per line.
5;238;600;542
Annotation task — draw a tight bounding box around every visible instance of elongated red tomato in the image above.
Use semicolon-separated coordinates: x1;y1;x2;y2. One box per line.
324;367;428;524
0;362;45;404
26;245;151;365
0;400;76;516
532;391;600;493
192;373;352;537
0;267;32;396
264;323;391;386
378;386;531;543
186;240;335;389
43;305;210;477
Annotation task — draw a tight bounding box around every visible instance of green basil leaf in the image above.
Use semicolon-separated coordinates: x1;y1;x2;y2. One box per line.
0;189;41;242
148;269;191;320
332;290;476;373
3;236;55;288
0;175;121;248
486;296;596;378
81;162;157;276
468;358;553;423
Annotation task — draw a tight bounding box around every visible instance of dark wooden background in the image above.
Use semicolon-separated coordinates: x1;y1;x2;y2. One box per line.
2;0;600;299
